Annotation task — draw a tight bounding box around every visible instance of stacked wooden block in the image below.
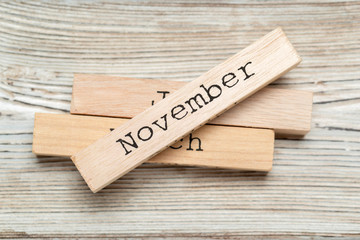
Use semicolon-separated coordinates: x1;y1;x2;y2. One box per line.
32;28;313;192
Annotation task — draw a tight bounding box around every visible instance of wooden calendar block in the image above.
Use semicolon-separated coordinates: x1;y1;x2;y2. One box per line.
71;75;313;137
71;28;301;192
33;113;274;171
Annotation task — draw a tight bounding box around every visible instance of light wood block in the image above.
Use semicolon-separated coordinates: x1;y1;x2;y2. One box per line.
33;113;274;172
71;28;301;192
71;75;313;137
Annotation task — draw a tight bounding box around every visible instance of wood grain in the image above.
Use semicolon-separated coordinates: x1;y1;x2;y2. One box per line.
33;113;274;171
1;0;360;238
72;28;300;193
71;74;313;136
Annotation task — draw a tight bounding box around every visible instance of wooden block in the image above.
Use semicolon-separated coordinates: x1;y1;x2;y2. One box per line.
71;76;313;137
33;113;274;172
72;28;301;192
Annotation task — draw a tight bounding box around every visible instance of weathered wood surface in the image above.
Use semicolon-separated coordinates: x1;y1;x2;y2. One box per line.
0;0;359;238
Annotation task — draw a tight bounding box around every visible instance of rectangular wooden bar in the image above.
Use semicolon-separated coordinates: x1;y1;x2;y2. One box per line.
71;28;301;192
71;75;313;137
33;113;274;171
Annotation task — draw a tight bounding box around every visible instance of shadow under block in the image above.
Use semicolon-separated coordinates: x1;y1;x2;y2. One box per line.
33;113;274;171
71;75;313;137
71;28;301;192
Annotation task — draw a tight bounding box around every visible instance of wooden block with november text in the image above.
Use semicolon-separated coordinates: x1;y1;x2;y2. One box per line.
71;75;313;137
72;28;301;192
33;113;274;171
